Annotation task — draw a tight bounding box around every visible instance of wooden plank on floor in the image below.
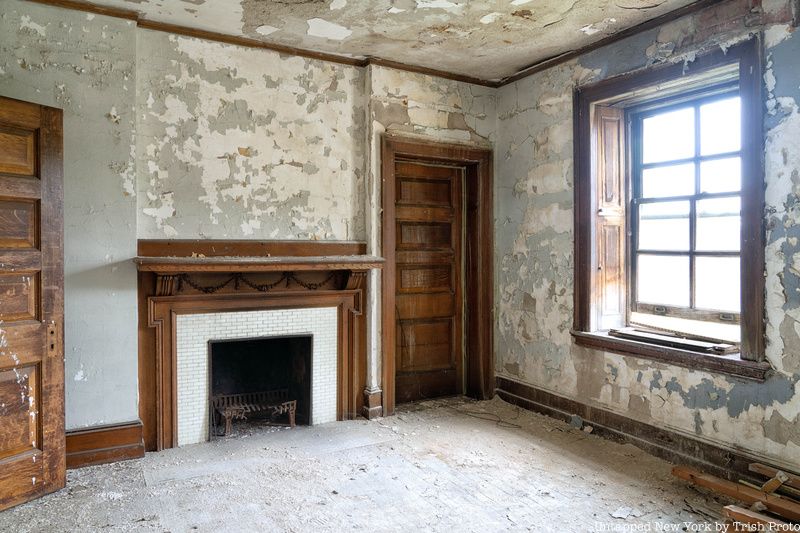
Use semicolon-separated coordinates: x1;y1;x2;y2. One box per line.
723;505;789;528
749;463;800;490
672;466;800;522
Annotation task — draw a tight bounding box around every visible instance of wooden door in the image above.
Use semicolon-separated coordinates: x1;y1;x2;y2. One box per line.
393;160;463;403
0;96;65;510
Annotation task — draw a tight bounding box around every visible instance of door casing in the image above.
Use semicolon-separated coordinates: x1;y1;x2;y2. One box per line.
381;135;493;416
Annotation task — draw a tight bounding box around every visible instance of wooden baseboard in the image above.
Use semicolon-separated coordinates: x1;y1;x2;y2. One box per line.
65;421;144;469
495;376;770;482
362;388;383;419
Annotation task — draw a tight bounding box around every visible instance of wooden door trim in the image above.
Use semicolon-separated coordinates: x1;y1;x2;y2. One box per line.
381;135;493;416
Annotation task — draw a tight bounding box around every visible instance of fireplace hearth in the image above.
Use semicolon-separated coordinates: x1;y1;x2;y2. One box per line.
209;335;312;437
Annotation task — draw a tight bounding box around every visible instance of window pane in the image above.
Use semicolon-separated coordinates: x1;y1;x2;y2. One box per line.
695;256;740;312
637;254;690;307
696;197;741;251
700;96;740;156
700;157;741;193
642;107;695;164
638;201;690;251
641;163;695;198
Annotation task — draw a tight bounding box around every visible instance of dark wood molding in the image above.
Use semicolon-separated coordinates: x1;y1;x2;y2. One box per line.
496;377;775;483
137;239;366;258
381;135;494;416
499;0;728;85
26;0;138;20
572;331;771;381
65;421;144;469
367;57;495;88
134;255;384;274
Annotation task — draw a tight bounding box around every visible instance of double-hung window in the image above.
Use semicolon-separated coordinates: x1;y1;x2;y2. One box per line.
573;38;767;377
630;90;742;343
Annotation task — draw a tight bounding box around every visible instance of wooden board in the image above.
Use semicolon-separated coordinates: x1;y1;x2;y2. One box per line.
672;466;800;522
0;95;64;511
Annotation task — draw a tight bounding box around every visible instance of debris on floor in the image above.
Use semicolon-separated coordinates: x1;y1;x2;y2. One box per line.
672;463;800;528
1;397;739;532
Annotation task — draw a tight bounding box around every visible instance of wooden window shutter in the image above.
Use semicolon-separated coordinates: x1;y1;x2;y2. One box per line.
593;105;626;331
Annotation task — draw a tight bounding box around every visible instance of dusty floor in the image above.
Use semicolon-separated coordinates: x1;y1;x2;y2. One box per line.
0;397;729;532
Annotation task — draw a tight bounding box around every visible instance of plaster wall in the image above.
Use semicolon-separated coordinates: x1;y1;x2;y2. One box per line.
495;0;800;468
136;30;367;241
0;0;139;429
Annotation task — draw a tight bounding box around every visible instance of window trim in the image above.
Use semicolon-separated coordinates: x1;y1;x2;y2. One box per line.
572;37;767;376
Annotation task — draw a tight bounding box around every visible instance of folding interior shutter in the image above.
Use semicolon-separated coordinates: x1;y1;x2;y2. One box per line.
593;105;626;331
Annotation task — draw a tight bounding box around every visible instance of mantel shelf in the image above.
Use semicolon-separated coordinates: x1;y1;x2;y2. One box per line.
134;255;385;274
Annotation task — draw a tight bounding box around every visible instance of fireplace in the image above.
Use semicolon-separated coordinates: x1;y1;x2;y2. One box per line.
135;240;384;451
175;307;338;446
209;335;312;436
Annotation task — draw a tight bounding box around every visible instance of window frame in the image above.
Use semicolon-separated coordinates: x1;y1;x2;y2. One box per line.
572;37;768;378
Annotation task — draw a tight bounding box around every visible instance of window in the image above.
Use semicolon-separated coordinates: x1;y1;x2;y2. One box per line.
573;38;767;376
630;90;742;344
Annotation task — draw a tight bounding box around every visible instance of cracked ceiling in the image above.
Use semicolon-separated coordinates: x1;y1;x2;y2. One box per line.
77;0;699;81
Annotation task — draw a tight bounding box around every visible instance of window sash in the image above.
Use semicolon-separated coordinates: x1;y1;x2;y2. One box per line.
629;89;742;325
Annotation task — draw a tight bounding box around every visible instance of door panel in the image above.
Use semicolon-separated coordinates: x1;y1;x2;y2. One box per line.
0;127;37;176
0;96;64;511
394;161;463;403
0;199;39;248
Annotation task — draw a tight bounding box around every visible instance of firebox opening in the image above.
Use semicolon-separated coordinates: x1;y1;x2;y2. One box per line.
209;334;312;438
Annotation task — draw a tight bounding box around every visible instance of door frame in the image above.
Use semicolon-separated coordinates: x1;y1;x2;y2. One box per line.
381;135;493;416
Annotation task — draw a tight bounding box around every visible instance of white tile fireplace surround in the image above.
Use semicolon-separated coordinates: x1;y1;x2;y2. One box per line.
175;307;338;446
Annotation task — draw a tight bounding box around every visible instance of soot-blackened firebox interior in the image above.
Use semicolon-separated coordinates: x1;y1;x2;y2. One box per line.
209;335;312;433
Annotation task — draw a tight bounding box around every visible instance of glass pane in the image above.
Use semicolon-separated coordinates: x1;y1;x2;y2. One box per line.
695;256;740;312
638;201;690;251
642;107;695;164
637;254;690;307
696;197;741;251
700;157;741;193
700;96;741;156
641;163;695;198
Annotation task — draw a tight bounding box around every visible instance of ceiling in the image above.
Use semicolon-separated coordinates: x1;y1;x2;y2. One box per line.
86;0;699;81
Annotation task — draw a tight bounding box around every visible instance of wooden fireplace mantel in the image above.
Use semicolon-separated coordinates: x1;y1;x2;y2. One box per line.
136;240;383;452
134;255;384;273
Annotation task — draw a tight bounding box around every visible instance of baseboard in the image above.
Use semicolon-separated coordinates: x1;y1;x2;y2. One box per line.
496;376;769;482
66;420;145;469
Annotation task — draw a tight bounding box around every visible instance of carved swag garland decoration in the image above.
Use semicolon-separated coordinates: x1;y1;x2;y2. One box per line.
176;271;342;294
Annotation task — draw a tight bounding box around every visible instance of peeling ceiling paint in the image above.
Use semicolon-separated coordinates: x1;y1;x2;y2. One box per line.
81;0;697;81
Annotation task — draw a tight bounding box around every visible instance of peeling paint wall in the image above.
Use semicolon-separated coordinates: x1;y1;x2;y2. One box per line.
496;0;800;468
136;31;366;240
0;0;139;429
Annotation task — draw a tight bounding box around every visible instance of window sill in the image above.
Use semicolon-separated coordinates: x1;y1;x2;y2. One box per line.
571;330;770;382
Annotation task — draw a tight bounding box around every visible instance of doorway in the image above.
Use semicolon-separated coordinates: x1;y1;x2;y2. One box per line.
381;136;493;416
